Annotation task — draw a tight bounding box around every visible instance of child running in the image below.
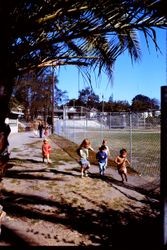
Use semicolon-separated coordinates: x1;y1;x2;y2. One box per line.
114;148;130;182
101;139;110;168
96;145;107;176
77;139;94;178
42;138;52;164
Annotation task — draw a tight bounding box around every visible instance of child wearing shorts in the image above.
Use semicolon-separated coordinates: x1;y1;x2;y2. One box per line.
77;139;94;178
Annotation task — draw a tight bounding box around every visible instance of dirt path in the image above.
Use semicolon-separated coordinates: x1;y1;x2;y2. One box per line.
0;132;160;247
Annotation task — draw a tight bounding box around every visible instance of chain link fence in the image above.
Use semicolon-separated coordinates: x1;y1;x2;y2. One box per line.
54;111;160;177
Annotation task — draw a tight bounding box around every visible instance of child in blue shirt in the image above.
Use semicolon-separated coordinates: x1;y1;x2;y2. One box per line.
96;145;107;176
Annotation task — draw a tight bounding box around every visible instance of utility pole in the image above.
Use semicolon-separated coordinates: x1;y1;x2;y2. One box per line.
102;94;104;113
51;66;55;134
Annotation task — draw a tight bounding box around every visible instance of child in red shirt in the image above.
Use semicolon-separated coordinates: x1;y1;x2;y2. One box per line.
42;138;51;164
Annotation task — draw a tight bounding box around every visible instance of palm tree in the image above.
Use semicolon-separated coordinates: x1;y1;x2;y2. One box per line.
0;0;166;162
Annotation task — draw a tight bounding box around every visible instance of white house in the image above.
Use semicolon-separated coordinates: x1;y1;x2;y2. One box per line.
6;111;24;133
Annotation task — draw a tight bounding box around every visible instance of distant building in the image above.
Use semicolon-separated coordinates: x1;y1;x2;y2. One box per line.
6;111;24;133
53;106;90;120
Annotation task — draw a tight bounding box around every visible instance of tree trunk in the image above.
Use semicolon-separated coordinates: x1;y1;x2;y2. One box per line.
0;3;17;179
0;63;15;179
0;119;11;180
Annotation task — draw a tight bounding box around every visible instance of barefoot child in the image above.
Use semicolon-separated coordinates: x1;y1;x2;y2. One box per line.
42;138;51;164
77;139;94;178
115;148;130;182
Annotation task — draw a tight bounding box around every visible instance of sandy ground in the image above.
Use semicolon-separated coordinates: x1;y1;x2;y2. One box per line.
0;131;161;247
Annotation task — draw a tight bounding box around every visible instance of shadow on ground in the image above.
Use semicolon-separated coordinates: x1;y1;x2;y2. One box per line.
1;186;161;247
0;135;161;247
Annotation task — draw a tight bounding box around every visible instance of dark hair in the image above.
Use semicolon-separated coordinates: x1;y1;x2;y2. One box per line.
102;139;107;144
120;148;127;155
100;145;107;151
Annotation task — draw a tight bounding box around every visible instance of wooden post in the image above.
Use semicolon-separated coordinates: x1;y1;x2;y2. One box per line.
161;86;167;246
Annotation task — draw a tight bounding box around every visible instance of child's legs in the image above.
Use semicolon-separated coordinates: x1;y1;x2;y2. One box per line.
119;171;127;182
122;167;127;181
83;164;89;176
120;173;124;182
83;164;89;171
80;159;89;173
123;172;128;182
42;154;45;162
80;166;84;175
101;163;106;175
99;163;104;175
102;163;106;174
46;154;50;162
80;164;89;177
118;169;125;182
43;154;50;163
80;165;86;177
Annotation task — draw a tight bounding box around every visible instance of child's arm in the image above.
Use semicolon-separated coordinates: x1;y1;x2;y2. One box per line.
107;146;110;156
114;156;119;164
126;158;130;165
89;146;94;152
48;145;51;153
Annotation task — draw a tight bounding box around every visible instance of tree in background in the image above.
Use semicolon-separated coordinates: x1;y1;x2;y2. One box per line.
11;72;69;121
131;94;160;112
0;1;166;167
0;1;166;121
55;86;69;108
78;87;100;109
65;98;83;108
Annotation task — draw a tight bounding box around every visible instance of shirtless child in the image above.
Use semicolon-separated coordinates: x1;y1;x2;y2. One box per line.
115;148;130;182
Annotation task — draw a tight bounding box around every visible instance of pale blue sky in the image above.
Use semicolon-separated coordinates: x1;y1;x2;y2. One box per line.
57;28;166;105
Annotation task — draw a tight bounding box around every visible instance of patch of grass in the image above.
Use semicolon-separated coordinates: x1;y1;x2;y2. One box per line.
26;141;41;147
111;198;126;210
9;159;24;165
50;148;73;164
31;185;40;191
70;197;80;206
30;219;39;225
12;148;21;152
10;179;21;184
45;182;58;190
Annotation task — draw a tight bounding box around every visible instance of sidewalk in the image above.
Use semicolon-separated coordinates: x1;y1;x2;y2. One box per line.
8;131;42;152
